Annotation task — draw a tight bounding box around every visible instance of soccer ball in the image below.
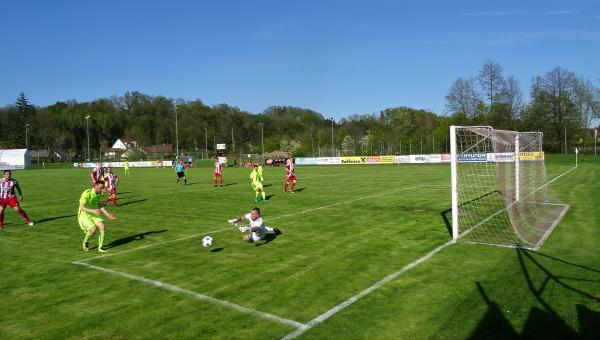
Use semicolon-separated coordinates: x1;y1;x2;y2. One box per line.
202;236;213;247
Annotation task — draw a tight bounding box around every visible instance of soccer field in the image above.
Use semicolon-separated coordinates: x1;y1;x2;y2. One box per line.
1;155;599;339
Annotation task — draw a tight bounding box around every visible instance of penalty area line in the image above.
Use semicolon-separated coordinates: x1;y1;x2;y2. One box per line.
72;260;307;330
281;239;455;340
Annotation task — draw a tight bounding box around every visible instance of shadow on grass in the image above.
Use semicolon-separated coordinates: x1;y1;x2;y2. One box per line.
440;208;452;237
35;214;77;224
265;194;275;200
119;198;148;207
292;187;306;193
210;247;224;253
439;190;502;238
221;183;237;187
255;229;282;247
104;229;168;249
469;249;600;338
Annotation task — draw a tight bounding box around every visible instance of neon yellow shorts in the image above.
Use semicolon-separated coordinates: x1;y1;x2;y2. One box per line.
252;182;263;191
78;214;104;232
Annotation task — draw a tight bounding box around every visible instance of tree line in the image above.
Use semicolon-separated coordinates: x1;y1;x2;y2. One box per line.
1;62;598;160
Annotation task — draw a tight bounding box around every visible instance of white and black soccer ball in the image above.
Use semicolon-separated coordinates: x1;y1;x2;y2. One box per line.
202;236;214;247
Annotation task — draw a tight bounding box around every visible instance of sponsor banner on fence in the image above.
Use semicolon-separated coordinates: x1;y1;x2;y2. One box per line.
379;155;395;164
410;155;429;163
458;153;487;163
428;154;442;163
519;151;544;161
296;157;318;165
316;157;341;165
341;156;366;164
441;154;451;163
73;161;173;168
395;155;410;164
488;152;514;163
367;156;380;164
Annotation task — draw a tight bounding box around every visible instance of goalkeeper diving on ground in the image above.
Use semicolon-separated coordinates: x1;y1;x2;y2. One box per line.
228;207;281;243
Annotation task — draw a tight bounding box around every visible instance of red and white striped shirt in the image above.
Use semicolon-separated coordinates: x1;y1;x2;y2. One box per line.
214;162;222;175
104;173;118;190
0;178;18;199
285;163;295;177
91;166;102;182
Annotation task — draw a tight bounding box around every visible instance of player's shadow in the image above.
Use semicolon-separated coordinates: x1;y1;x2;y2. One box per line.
292;187;306;193
119;198;148;207
118;191;132;195
221;183;237;187
263;184;272;188
35;214;77;224
255;229;282;247
104;229;168;249
265;194;275;200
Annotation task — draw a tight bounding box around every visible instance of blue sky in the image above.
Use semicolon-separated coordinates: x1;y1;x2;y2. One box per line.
1;0;598;119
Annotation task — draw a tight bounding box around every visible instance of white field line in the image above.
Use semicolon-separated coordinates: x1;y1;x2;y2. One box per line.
72;261;306;330
282;165;580;339
281;239;455;340
76;184;450;262
73;183;452;337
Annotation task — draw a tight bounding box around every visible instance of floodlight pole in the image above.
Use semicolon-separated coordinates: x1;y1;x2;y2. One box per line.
259;122;264;155
85;115;90;161
331;118;335;157
564;128;567;155
25;123;30;149
204;127;208;159
594;129;597;156
174;104;179;158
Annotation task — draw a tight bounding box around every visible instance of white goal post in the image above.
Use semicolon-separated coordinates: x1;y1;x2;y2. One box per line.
450;126;570;250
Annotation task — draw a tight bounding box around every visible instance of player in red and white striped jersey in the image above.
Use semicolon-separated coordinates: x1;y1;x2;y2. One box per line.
90;162;103;187
283;158;297;193
103;167;119;207
0;170;33;228
213;158;223;187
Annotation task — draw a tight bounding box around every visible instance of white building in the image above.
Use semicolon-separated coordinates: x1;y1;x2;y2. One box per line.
0;149;31;169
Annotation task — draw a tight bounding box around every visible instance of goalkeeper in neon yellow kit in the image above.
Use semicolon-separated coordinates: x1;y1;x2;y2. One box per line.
250;165;268;202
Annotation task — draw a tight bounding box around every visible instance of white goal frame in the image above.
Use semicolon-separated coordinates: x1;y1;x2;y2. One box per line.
450;125;570;250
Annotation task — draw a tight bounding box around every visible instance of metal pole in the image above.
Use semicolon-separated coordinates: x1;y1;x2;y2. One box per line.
259;123;264;155
420;138;423;154
564;127;567;155
85;115;90;161
331;118;335;157
231;126;235;154
174;105;179;157
515;134;520;202
25;123;29;149
432;135;435;154
592;128;597;156
450;126;459;241
204;128;208;159
409;139;412;155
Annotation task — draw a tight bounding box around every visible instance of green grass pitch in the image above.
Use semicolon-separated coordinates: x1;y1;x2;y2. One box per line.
1;155;599;339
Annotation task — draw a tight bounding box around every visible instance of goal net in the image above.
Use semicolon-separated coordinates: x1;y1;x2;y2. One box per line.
450;126;569;250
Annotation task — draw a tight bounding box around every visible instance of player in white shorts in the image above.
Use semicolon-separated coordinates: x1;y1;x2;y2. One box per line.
228;207;281;242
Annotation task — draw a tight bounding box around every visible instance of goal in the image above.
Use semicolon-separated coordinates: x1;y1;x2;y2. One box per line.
450;126;570;250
